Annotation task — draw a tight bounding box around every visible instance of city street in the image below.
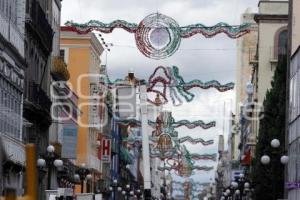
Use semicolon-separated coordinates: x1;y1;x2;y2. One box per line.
0;0;299;199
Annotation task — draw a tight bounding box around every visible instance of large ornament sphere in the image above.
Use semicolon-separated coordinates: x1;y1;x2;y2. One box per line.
135;13;181;59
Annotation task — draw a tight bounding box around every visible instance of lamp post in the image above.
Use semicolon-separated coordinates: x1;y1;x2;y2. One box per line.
109;179;122;200
233;174;247;200
135;189;143;200
221;175;253;200
122;184;134;200
74;163;92;193
260;139;289;200
37;145;63;190
260;139;289;165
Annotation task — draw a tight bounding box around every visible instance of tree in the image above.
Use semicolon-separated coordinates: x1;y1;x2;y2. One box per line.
252;55;287;200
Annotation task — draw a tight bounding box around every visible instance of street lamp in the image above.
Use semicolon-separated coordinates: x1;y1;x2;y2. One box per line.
109;179;122;200
222;175;252;200
122;184;133;200
261;155;271;165
270;139;280;148
37;145;64;190
136;189;143;200
260;139;289;165
75;163;92;193
259;139;289;199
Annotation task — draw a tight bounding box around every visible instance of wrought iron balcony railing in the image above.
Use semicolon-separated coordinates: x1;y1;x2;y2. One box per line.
26;81;52;112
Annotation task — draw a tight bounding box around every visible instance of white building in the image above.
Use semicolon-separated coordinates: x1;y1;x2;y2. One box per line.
249;0;289;144
0;0;26;195
253;0;288;105
235;8;258;165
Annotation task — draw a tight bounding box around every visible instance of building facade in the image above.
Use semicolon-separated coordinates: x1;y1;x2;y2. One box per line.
288;0;300;199
60;29;104;193
253;0;288;105
250;1;288;148
236;0;288;175
0;0;26;195
48;0;79;195
235;9;258;168
23;1;66;199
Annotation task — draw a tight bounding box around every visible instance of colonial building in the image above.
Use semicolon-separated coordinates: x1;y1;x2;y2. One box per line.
23;1;67;199
48;0;79;195
288;0;300;199
249;0;288;139
235;8;258;167
253;0;288;104
60;29;104;193
0;0;26;195
235;0;288;179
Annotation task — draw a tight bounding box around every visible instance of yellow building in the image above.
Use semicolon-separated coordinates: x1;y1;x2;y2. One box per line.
60;28;104;193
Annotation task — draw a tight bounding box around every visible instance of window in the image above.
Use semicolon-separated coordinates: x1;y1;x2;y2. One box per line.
274;27;288;59
59;48;69;64
59;49;65;60
0;0;5;13
278;30;288;57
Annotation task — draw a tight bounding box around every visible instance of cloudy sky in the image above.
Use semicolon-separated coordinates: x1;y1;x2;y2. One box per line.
61;0;259;193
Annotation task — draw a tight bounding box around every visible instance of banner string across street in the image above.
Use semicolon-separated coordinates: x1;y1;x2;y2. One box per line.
64;12;251;59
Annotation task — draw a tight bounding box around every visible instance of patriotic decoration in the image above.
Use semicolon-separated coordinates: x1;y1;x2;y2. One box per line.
64;13;251;59
99;65;234;106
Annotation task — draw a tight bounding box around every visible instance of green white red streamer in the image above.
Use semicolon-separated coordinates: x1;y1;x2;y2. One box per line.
99;65;234;106
176;136;214;145
157;165;213;171
64;13;251;59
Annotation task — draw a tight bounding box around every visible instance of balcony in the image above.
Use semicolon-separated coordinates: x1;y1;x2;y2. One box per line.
0;13;25;57
26;0;53;54
51;56;70;81
24;81;52;126
26;81;52;111
0;133;25;166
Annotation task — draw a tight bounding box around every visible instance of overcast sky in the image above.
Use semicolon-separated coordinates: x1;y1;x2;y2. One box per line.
61;0;259;193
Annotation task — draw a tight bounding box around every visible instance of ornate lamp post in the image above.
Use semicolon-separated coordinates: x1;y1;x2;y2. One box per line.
109;179;122;200
260;139;289;165
37;145;63;190
135;188;143;200
260;139;289;200
122;184;134;200
220;174;253;200
74;163;92;193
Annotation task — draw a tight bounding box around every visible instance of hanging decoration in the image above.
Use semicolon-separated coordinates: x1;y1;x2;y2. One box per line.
64;13;251;59
189;153;217;161
176;136;214;145
63;20;138;34
135;13;181;59
172;181;208;187
99;65;235;106
171;119;216;129
116;115;216;130
153;144;215;177
157;165;213;172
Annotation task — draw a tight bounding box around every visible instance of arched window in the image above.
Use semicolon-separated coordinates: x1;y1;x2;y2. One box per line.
274;27;288;58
